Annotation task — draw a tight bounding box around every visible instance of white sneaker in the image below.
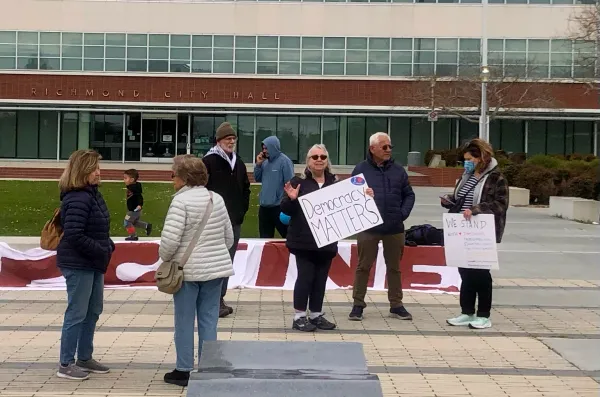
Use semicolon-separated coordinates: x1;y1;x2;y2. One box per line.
446;314;476;326
469;317;492;329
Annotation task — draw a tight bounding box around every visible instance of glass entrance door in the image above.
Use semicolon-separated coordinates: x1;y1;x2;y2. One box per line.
141;114;178;163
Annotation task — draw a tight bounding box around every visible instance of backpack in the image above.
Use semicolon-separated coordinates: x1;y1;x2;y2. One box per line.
41;208;63;251
405;224;444;247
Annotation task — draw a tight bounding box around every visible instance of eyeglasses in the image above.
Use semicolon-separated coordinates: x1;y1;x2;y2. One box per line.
310;154;328;161
382;144;394;151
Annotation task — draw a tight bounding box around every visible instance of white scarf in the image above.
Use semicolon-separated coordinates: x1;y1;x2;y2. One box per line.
205;145;237;171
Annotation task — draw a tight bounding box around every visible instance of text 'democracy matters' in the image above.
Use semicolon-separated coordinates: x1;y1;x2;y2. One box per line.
442;213;499;270
299;174;383;248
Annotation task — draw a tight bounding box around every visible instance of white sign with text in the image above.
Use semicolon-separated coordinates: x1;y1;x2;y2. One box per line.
442;213;499;270
299;174;383;248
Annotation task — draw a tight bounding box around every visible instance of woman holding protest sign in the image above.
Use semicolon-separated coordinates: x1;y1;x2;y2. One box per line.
441;138;508;330
280;144;341;332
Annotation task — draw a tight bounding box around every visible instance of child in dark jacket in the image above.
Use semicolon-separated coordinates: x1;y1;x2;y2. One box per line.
123;169;152;241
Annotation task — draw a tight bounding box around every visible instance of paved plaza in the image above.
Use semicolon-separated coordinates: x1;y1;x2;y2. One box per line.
1;187;599;396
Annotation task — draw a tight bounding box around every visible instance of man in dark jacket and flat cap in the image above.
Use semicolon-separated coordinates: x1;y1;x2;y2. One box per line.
203;122;251;317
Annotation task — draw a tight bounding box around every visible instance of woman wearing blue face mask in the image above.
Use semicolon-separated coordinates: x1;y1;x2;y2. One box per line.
440;139;509;330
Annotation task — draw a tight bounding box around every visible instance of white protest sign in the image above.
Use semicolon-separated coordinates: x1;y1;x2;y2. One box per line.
442;213;499;270
299;173;383;248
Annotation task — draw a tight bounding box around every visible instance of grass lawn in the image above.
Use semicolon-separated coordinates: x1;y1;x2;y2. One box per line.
0;181;266;238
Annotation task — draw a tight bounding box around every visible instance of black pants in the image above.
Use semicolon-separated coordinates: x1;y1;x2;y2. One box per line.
222;224;241;299
258;205;288;238
458;267;492;318
293;251;333;313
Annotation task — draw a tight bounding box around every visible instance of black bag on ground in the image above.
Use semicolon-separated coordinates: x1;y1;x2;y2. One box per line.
405;224;444;247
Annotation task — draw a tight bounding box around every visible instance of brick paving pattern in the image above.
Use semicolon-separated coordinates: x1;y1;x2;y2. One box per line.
0;285;598;397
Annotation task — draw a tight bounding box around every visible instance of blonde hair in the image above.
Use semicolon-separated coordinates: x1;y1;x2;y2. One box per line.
59;150;102;192
300;144;332;179
172;154;208;187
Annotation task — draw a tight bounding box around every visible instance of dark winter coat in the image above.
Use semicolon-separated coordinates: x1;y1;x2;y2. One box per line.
280;169;338;258
57;185;114;273
204;151;251;226
352;152;416;235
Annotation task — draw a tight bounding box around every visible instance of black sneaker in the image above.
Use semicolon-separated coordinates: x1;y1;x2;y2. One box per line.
390;306;413;320
164;369;190;387
146;224;153;236
125;236;138;241
219;299;233;318
309;315;337;330
292;316;317;332
348;306;364;321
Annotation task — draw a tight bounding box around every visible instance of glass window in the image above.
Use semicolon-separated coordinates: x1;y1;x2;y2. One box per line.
106;34;126;46
214;35;234;48
459;119;478;145
346;117;367;165
192;35;212;48
39;111;59;159
90;113;124;161
527;120;546;155
280;37;301;49
434;118;456;150
214;48;233;61
410;118;431;158
192;116;216;157
125;113;141;162
149;34;169;47
347;38;367;50
325;37;345;49
255;116;277;156
0;112;17;158
127;34;147;47
346;63;367;75
322;116;340;165
237;115;255;161
213;61;233;73
499;120;525;153
298;117;321;161
40;32;60;45
106;59;126;71
258;36;278;48
62;32;82;45
390;118;410;165
0;31;17;43
17;110;39;158
572;121;594;154
279;62;300;74
171;34;191;47
276;116;299;162
0;43;16;56
546;120;565;154
235;36;257;48
61;112;79;160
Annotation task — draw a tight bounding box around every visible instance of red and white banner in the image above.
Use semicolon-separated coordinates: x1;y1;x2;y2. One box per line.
0;240;460;293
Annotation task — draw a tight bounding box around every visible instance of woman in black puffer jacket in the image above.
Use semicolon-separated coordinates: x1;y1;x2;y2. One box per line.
280;144;339;332
56;149;114;381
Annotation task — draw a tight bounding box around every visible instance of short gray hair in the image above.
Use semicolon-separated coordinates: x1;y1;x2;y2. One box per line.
369;132;390;146
300;143;332;179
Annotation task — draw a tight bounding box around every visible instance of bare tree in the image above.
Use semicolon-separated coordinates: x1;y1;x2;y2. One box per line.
569;4;600;90
393;74;559;123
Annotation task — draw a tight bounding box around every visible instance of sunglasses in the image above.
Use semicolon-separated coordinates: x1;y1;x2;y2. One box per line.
382;144;394;151
310;154;328;161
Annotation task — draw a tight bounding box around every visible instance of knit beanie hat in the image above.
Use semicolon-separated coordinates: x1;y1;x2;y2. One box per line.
215;122;237;142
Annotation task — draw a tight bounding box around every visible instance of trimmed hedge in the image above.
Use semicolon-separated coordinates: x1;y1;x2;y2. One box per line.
425;149;599;204
500;155;599;204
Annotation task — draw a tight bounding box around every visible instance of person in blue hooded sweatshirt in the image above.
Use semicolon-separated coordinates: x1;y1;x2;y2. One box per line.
254;136;295;238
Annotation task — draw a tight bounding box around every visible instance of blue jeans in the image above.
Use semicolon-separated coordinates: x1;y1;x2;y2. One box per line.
173;279;222;371
59;268;104;365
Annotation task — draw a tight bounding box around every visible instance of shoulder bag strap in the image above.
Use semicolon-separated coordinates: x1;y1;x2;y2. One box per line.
180;192;214;267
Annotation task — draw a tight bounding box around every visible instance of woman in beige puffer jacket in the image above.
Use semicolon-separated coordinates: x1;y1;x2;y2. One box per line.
159;155;234;387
